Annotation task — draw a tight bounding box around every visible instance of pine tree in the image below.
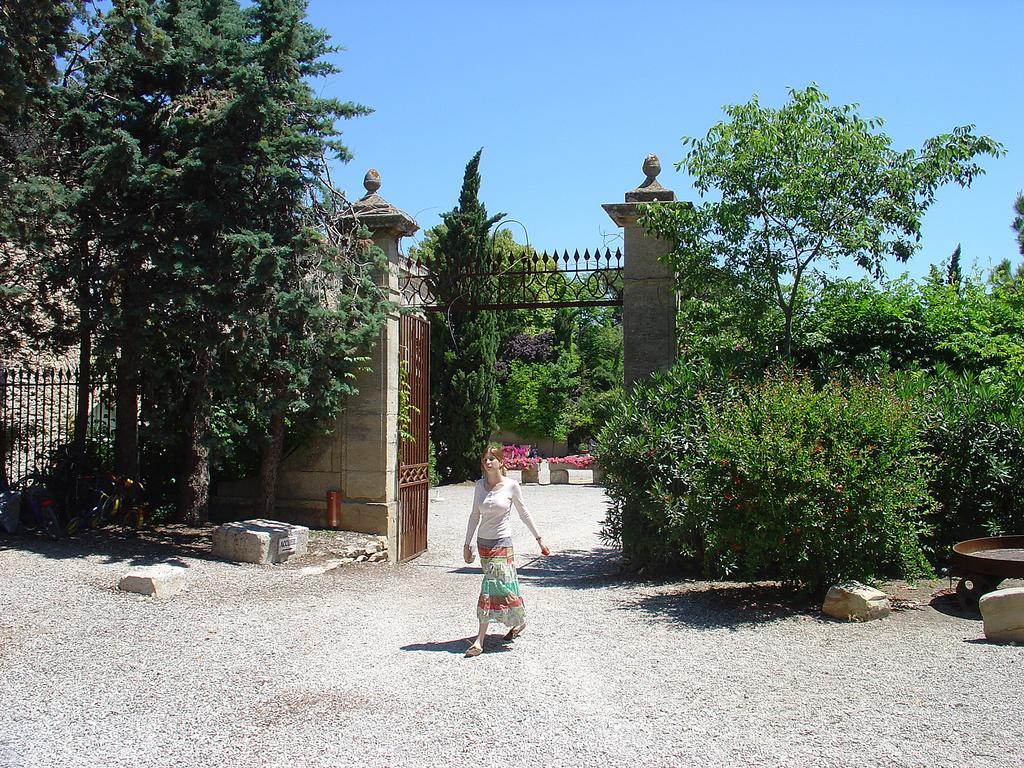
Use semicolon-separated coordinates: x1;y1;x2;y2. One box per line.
216;0;382;518
0;1;82;487
147;0;381;521
429;150;504;482
64;0;173;480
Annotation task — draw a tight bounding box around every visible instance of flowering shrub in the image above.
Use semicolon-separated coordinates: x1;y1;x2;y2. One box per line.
502;444;542;470
699;372;934;593
597;362;936;594
549;454;594;469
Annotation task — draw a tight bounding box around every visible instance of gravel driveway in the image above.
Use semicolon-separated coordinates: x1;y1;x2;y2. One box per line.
1;481;1022;768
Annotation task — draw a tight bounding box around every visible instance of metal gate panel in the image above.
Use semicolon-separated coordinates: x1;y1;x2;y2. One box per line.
398;314;430;561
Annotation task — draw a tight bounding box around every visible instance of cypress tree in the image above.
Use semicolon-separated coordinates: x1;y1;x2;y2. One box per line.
1014;194;1024;257
429;150;504;483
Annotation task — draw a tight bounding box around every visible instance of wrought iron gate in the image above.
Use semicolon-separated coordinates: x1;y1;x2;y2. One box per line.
394;241;624;561
398;314;430;561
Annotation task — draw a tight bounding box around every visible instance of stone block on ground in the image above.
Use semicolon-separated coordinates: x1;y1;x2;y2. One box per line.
212;519;309;564
822;581;891;622
118;564;186;597
980;587;1024;643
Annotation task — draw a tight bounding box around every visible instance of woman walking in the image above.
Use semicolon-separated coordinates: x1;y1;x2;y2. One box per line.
463;444;550;657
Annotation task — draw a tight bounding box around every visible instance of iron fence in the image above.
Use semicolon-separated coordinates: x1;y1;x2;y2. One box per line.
1;366;116;485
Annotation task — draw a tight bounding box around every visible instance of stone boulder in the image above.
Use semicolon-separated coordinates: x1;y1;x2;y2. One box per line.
212;519;309;565
118;564;186;597
979;587;1024;643
822;581;891;622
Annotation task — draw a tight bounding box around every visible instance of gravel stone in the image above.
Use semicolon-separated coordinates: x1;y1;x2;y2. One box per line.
1;482;1022;767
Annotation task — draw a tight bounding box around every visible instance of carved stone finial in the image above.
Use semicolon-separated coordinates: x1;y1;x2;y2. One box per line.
611;153;676;207
363;169;381;194
642;154;661;183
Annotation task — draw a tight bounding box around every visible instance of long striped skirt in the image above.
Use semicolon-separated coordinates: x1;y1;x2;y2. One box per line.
476;536;526;627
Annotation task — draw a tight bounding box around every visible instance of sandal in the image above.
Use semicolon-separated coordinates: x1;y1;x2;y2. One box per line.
503;623;526;641
465;642;483;657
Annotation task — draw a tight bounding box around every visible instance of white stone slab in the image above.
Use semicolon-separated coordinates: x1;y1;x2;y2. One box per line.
212;519;309;565
980;587;1024;643
118;565;186;598
299;559;345;577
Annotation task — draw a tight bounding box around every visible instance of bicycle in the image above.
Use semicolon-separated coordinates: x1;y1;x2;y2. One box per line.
28;444;104;537
93;474;147;530
18;473;65;539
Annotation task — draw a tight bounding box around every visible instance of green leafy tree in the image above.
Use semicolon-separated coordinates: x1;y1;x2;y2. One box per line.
0;0;79;176
642;84;1004;358
497;352;581;443
426;150;504;482
43;0;378;522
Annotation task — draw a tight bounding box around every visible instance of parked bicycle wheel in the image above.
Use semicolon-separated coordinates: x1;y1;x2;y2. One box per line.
21;485;63;540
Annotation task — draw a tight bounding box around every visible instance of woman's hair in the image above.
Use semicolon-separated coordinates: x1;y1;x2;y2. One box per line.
480;444;506;476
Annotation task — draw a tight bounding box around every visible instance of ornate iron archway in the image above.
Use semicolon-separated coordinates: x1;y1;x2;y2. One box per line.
399;247;623;312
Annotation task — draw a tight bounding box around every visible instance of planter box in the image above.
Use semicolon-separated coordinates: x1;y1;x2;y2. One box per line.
591;466;606;485
521;464;540;484
547;462;570;485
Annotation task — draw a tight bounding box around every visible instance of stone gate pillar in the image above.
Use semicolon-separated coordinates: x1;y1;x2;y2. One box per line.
602;155;678;388
333;171;418;559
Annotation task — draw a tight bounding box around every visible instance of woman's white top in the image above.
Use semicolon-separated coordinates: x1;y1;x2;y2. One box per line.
464;477;542;547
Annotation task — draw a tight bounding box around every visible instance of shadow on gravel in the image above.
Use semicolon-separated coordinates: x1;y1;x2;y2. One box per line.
620;583;824;630
929;591;983;622
0;525;225;568
401;636;514;655
446;548;626;590
517;548;625;589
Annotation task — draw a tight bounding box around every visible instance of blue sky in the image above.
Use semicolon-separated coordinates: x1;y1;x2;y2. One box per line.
308;1;1023;282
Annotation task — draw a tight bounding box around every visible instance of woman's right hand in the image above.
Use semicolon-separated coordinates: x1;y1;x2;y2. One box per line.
463;544;474;564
